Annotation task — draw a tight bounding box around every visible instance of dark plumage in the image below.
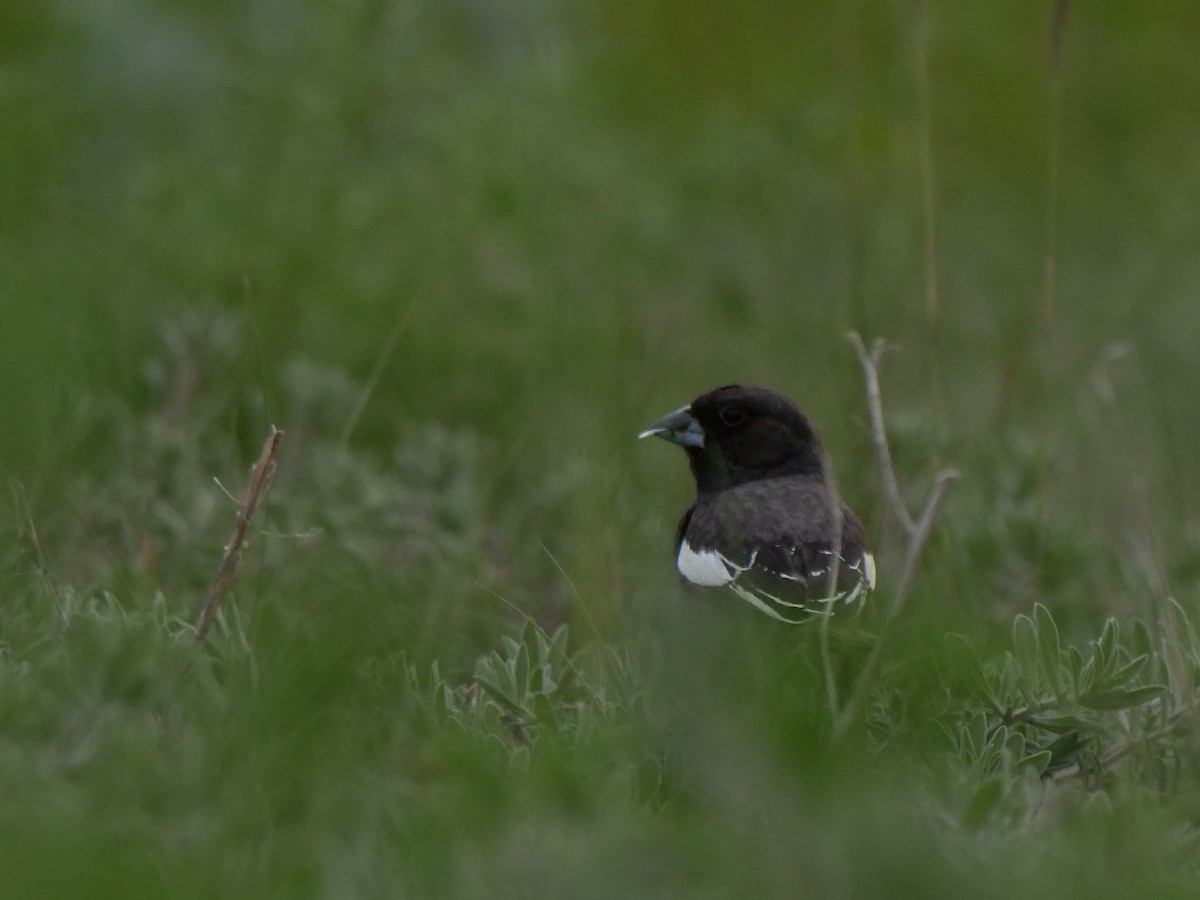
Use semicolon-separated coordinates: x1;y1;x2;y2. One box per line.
639;385;875;623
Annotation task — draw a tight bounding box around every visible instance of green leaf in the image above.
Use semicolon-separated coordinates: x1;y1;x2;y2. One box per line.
963;709;989;758
1025;713;1090;734
1163;598;1199;709
1130;617;1154;655
1018;749;1053;775
1096;618;1119;676
515;641;531;699
1003;729;1027;761
1168;597;1200;658
980;724;1009;770
962;777;1003;830
1034;603;1063;697
525;622;546;669
1077;654;1096;697
533;692;558;729
475;676;533;721
519;619;536;650
945;633;999;708
1044;730;1089;769
529;661;547;695
1131;618;1158;681
1067;646;1085;692
433;681;448;718
1104;653;1149;689
1013;613;1038;678
1080;684;1166;711
550;623;571;657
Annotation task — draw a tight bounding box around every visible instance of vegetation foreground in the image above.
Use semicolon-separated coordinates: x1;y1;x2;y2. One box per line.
3;323;1199;899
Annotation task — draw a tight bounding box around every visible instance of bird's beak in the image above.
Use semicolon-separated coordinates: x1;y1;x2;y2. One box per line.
637;405;705;448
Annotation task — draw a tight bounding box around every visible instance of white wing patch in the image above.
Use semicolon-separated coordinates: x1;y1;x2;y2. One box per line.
676;541;758;587
860;553;877;590
680;542;877;624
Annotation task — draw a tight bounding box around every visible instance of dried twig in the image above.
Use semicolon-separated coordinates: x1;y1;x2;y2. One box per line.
833;333;959;736
194;426;284;643
890;469;959;611
848;333;916;535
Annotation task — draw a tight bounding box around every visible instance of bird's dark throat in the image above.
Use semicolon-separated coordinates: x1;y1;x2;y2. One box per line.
686;445;824;493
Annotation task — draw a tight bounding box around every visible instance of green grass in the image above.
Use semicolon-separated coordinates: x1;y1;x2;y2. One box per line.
4;1;1200;897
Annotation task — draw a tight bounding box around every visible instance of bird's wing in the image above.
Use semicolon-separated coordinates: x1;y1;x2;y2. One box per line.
725;540;875;622
675;536;875;624
678;485;875;624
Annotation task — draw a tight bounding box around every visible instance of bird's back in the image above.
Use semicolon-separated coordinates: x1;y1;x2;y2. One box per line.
676;476;873;621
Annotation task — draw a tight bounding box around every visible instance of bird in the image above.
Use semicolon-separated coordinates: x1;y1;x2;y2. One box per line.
638;384;875;624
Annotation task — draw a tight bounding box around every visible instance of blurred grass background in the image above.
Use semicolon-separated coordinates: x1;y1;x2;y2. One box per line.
3;0;1200;897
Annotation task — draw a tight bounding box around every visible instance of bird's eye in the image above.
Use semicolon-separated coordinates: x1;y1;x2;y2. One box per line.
718;405;747;428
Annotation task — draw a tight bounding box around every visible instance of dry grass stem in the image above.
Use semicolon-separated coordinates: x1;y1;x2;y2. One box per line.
848;332;917;534
194;426;285;643
834;333;959;736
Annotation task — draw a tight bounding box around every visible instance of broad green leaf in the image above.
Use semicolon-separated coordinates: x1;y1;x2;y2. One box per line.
986;724;1010;753
1080;684;1166;711
1025;713;1089;734
515;642;531;698
533;692;558;729
945;633;1000;708
962;777;1003;830
1034;603;1063;697
530;661;547;695
1044;730;1089;768
980;725;1009;770
1096;618;1119;675
1105;654;1149;689
528;624;549;669
1078;654;1096;697
1013;613;1038;678
964;709;989;758
1067;646;1085;692
433;680;448;718
1162;598;1197;710
1018;749;1053;775
550;624;571;657
1168;597;1200;658
1004;729;1027;760
519;620;537;653
475;676;533;720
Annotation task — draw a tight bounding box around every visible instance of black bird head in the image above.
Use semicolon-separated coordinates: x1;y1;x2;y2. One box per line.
639;385;826;493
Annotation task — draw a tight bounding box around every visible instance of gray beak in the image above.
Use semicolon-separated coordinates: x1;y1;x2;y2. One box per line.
637;405;705;448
